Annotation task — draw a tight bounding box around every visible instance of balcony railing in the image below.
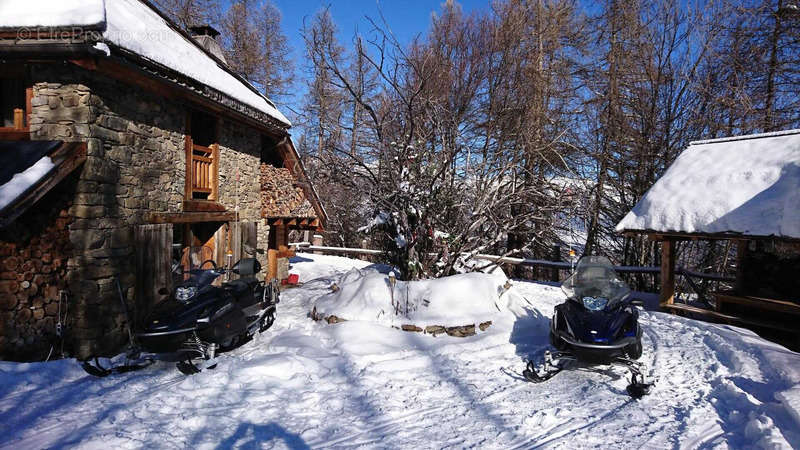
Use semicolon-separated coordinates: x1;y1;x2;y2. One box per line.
192;144;213;194
190;143;218;200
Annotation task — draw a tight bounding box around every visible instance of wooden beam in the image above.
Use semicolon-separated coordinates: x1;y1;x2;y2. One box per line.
715;291;800;316
660;239;676;307
663;303;799;334
0;129;30;140
182;200;226;212
148;211;237;224
0;142;87;227
633;230;800;243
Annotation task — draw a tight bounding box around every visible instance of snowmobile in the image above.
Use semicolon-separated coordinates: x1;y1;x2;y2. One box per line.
522;256;653;398
82;257;279;377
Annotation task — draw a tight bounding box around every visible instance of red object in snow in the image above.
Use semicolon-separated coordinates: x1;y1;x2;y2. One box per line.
282;273;299;285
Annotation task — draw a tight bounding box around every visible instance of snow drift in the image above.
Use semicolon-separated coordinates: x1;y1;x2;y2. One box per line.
312;268;519;329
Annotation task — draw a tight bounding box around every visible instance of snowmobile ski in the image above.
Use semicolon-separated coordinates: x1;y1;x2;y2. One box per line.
522;350;575;383
523;351;653;397
82;356;154;377
613;356;653;398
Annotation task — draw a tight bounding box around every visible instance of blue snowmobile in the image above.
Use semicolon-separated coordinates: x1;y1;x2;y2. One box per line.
523;256;653;397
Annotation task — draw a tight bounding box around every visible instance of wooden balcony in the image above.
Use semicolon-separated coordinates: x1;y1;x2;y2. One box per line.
186;143;219;200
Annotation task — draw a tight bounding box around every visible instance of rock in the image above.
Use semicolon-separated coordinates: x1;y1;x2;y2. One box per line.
401;324;423;332
326;315;346;324
479;321;492;331
445;324;476;337
425;325;447;336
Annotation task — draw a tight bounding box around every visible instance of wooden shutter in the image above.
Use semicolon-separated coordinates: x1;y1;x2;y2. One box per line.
241;222;258;258
229;221;242;275
135;223;172;325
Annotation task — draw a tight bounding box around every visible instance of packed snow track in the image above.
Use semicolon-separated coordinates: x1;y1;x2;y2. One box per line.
2;253;799;449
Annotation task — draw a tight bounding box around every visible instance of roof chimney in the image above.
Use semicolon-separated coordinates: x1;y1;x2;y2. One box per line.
189;24;227;64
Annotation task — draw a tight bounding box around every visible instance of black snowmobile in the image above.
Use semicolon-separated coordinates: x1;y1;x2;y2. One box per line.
83;257;279;376
522;256;653;397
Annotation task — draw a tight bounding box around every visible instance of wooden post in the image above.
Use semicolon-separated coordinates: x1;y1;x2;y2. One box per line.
267;223;287;281
13;108;23;129
267;249;278;280
735;239;748;294
210;143;219;201
184;114;193;201
660;239;676;307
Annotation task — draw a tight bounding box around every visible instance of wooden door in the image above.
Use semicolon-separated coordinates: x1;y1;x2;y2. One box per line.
135;223;173;325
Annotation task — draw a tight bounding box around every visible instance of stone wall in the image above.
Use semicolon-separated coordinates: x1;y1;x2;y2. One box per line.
0;62;293;360
218;119;269;272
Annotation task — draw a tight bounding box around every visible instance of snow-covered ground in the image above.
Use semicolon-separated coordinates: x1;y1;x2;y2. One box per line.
2;253;800;449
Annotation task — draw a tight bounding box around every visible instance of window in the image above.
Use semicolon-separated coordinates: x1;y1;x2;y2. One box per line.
0;78;26;129
261;135;284;168
185;110;219;201
0;64;30;136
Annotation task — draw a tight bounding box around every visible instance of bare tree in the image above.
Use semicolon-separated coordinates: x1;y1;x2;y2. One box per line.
153;0;221;31
220;0;294;101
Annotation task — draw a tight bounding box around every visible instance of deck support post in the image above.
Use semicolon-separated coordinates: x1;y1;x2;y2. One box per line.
660;239;676;308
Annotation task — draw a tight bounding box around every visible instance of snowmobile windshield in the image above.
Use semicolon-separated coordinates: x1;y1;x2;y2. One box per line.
561;256;631;309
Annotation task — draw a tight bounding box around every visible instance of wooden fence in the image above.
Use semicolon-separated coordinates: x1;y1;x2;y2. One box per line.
290;243;734;284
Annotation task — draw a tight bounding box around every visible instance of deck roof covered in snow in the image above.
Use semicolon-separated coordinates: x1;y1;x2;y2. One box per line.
0;0;290;128
616;129;800;240
0;140;87;227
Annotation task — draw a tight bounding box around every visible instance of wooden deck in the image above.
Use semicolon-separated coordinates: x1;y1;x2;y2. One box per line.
663;291;800;334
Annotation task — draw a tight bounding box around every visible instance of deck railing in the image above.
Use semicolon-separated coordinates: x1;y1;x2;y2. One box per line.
190;144;218;199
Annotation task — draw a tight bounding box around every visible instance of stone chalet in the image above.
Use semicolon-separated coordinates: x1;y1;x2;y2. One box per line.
0;0;327;360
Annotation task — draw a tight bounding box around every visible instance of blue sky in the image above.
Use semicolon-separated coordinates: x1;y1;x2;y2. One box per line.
265;0;489;116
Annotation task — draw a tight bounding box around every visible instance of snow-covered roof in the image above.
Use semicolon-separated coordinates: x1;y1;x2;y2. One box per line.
0;0;106;28
616;129;800;239
0;0;290;127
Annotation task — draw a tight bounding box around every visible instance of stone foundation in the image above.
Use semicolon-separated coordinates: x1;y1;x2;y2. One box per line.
309;307;493;338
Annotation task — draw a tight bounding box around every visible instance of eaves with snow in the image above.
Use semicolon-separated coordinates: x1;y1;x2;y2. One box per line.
616;129;800;240
0;0;291;130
